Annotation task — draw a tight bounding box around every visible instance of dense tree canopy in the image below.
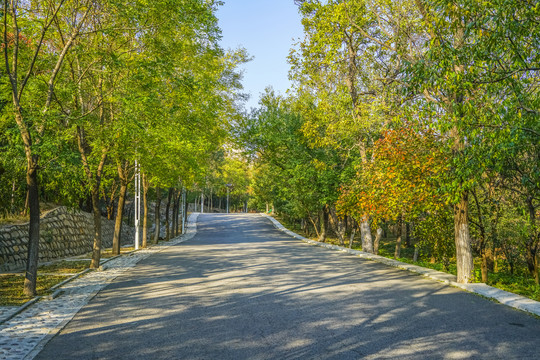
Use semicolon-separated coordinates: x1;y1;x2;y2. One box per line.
243;0;539;289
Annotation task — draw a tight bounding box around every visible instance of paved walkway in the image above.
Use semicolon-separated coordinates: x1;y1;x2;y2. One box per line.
0;214;198;360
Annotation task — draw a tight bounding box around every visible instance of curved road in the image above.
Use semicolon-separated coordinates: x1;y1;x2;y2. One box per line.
36;214;540;359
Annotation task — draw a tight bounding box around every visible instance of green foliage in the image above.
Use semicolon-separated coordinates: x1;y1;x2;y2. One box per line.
267;0;540;286
0;0;247;216
238;90;345;220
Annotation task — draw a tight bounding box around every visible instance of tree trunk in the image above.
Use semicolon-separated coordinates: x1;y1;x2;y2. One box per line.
308;213;320;239
481;252;489;283
349;226;356;249
23;164;40;297
165;188;173;241
77;129;108;270
172;190;178;237
525;196;539;285
373;227;383;255
404;222;410;247
176;191;181;235
171;190;177;237
184;194;189;232
112;162;130;255
112;181;127;255
360;216;374;253
153;187;161;244
142;174;149;248
90;187;102;269
328;206;345;245
318;207;328;242
394;217;403;259
472;189;488;283
454;192;474;283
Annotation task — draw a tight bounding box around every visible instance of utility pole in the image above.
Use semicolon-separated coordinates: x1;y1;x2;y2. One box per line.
134;160;140;250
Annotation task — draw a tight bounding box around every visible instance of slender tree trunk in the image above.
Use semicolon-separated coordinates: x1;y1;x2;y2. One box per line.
112;181;127;255
10;179;16;214
318;207;328;242
90;187;102;269
526;196;539;285
184;193;189;230
308;213;320;239
24;189;29;216
328;206;345;245
77;128;107;270
172;190;178;237
404;222;410;247
106;204;114;220
23;163;40;297
394;217;403;259
165;188;173;241
472;189;488;282
349;222;356;249
373;227;383;255
142;174;149;248
454;192;474;283
175;191;181;235
153;187;161;244
112;162;130;255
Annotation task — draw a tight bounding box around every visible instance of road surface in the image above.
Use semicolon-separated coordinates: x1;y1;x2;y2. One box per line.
36;213;540;359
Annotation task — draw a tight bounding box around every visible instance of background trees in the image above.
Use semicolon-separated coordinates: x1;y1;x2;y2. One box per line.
243;0;539;290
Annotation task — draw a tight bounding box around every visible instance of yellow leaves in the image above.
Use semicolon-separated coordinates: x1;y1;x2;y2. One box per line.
312;158;328;171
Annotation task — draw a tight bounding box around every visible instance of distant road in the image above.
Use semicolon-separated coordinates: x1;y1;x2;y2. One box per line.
36;213;540;359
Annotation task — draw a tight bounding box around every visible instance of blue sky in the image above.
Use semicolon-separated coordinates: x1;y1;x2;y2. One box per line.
216;1;304;111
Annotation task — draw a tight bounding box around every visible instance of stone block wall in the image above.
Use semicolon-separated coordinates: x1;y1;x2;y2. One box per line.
0;207;136;272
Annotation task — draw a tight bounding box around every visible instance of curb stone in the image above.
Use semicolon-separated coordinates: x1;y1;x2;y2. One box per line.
261;213;540;317
0;213;199;360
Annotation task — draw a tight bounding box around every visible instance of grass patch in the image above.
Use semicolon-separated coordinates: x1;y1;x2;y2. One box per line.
1;258;93;306
38;260;90;274
487;273;540;302
78;246;136;259
99;247;135;258
0;275;70;306
0;214;29;226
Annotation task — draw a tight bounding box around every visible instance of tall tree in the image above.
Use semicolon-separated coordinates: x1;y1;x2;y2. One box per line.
3;0;93;295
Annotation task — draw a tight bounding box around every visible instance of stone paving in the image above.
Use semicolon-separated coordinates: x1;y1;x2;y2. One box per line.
0;214;199;360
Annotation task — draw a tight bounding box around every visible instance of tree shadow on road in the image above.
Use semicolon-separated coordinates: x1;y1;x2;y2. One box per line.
35;214;540;360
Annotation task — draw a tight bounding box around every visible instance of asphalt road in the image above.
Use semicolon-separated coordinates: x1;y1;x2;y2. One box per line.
36;214;540;359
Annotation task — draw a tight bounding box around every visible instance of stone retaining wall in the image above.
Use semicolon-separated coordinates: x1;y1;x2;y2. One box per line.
0;207;136;272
